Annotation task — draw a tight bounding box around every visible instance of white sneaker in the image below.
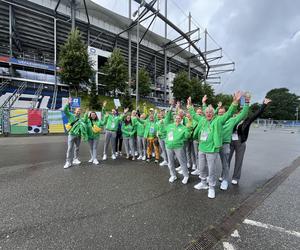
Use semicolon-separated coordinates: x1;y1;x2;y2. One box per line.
88;158;93;163
119;151;122;156
132;157;135;161
72;159;81;165
64;162;72;169
102;154;107;161
137;155;142;160
135;151;138;156
155;160;159;164
115;152;119;156
142;156;146;161
187;163;191;169
126;155;130;159
169;176;177;183
219;177;223;182
175;166;181;171
152;152;155;157
182;176;189;184
192;164;197;170
220;180;228;190
178;170;183;175
191;169;201;175
92;159;99;165
231;179;238;185
111;154;116;160
159;161;168;166
208;187;215;199
194;182;209;190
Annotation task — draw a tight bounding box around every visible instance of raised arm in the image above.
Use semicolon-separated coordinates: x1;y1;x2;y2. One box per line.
63;97;73;119
244;98;271;126
218;91;242;124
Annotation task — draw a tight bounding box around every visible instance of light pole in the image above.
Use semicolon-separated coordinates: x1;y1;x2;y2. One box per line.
133;0;145;110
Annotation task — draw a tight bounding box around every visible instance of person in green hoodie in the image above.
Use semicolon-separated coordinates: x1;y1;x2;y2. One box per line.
191;91;242;199
122;114;137;160
219;95;250;190
156;111;168;167
83;110;106;165
144;114;160;163
63;97;88;169
135;113;147;161
164;99;192;185
102;101;128;161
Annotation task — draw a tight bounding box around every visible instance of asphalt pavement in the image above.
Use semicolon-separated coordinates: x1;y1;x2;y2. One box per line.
0;128;299;249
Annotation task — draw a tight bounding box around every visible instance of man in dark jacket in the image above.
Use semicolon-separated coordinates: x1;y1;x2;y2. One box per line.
229;98;272;184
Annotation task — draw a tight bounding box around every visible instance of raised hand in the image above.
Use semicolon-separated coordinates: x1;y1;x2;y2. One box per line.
176;101;181;109
217;101;222;108
169;98;175;106
103;101;107;107
202;95;207;104
124;107;129;113
233;91;243;103
263;98;272;105
68;97;72;104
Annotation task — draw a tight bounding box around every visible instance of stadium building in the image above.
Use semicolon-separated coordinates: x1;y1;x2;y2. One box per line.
0;0;222;110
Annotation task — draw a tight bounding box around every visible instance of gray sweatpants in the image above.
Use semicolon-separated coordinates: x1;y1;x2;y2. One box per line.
193;140;199;169
158;138;168;162
88;139;99;160
123;137;135;157
137;136;146;157
199;151;218;187
103;130;116;155
166;148;189;178
186;139;196;166
66;135;81;163
229;139;246;180
219;143;230;181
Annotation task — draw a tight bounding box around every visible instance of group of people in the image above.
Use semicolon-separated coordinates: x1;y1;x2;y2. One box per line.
63;93;271;199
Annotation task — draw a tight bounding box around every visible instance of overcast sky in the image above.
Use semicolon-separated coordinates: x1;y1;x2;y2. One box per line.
92;0;300;102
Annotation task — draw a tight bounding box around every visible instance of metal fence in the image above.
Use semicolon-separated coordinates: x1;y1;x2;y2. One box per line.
253;118;300;133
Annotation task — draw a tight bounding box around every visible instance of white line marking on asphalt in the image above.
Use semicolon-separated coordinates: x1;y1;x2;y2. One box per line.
231;229;240;238
243;219;300;238
223;241;236;250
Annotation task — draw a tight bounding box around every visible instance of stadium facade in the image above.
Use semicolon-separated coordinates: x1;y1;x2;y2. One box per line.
0;0;207;110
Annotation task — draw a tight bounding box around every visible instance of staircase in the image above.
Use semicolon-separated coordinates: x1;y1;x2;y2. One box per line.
0;82;27;109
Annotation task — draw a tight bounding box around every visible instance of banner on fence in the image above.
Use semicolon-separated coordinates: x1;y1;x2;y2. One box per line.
10;109;28;134
28;109;42;134
48;110;65;133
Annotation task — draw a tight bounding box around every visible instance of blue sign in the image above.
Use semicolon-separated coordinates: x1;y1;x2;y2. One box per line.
9;57;55;71
71;98;81;108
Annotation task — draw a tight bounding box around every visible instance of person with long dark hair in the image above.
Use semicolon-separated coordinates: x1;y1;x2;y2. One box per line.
122;114;136;160
115;109;123;157
83;110;105;165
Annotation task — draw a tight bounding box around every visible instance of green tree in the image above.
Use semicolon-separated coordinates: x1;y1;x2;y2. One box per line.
214;93;232;109
190;77;204;105
58;28;93;95
101;48;127;97
171;71;191;103
122;87;133;111
88;82;101;110
263;88;300;120
132;68;151;97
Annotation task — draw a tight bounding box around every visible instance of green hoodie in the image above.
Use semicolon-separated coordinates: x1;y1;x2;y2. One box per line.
102;108;124;132
156;119;167;139
63;104;88;141
188;107;205;141
83;113;106;140
164;109;192;149
196;103;238;153
222;104;249;144
135;118;146;137
121;122;136;138
143;119;158;139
